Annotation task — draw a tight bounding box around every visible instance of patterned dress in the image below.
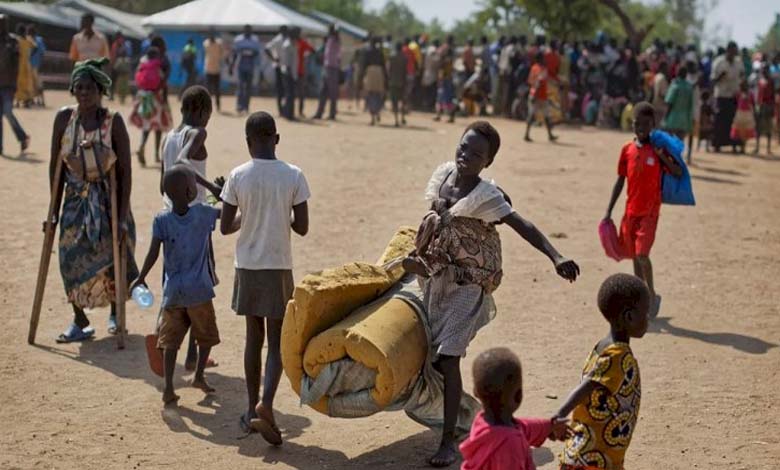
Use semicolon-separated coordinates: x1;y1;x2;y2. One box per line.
415;162;513;357
561;342;641;470
129;56;172;132
58;107;139;309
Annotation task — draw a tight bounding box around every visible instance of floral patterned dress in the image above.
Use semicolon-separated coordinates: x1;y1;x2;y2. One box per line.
58;106;138;309
414;162;513;357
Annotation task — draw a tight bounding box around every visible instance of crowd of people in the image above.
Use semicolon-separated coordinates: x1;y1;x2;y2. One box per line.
332;32;780;155
5;9;776;469
5;10;780;158
44;51;678;468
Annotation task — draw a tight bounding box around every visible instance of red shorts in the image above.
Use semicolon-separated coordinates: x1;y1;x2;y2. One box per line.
619;212;659;258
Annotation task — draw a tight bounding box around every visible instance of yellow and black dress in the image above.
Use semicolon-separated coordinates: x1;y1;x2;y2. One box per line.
561;342;641;470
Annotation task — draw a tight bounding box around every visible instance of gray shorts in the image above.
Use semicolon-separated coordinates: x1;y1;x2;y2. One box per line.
528;98;551;119
232;269;294;318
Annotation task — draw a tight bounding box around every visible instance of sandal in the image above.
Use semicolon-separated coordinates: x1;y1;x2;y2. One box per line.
239;413;256;435
107;315;118;335
56;323;95;343
250;415;283;446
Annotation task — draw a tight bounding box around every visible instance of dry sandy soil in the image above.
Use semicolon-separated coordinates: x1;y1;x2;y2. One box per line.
1;91;778;470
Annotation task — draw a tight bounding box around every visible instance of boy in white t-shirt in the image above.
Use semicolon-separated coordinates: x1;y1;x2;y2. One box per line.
220;111;310;445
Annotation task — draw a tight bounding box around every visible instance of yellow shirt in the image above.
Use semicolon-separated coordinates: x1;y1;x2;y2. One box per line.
408;41;422;67
561;342;641;470
69;30;109;62
203;38;223;75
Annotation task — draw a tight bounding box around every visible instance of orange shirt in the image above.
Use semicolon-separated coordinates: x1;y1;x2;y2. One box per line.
528;63;548;100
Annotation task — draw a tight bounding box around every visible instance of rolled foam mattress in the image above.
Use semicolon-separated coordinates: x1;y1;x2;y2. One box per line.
280;227;427;415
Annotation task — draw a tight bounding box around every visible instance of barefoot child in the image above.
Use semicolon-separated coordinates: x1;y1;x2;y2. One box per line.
605;102;682;318
219;112;310;445
460;348;571;470
555;273;650;470
133;166;228;405
158;85;224;373
403;121;579;467
524;52;558;142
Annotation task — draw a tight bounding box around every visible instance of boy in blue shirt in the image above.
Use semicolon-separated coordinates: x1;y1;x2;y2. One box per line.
134;166;234;405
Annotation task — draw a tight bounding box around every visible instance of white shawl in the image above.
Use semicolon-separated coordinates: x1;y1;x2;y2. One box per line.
424;162;513;223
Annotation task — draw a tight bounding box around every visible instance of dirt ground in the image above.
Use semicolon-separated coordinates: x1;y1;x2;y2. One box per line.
1;91;778;470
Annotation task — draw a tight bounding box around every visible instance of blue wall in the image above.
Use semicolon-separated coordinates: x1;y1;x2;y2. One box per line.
156;29;283;92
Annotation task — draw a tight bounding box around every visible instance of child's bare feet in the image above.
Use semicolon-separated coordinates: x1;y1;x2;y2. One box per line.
191;377;215;393
162;390;180;406
429;440;458;467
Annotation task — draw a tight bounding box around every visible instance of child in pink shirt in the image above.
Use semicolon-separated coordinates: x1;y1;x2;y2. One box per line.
460;348;570;470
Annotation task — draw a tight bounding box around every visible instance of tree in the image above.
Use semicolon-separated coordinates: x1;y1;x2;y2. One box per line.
598;0;655;48
450;17;488;44
519;0;601;41
279;0;365;26
361;1;426;39
476;0;531;38
757;13;780;53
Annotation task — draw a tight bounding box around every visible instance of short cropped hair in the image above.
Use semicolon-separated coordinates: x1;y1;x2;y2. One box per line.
162;165;194;200
181;85;212;116
245;111;277;140
597;273;650;321
463;121;501;162
632;101;655;122
472;348;522;405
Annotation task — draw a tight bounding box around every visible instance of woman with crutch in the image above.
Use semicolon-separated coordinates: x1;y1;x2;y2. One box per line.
36;58;138;344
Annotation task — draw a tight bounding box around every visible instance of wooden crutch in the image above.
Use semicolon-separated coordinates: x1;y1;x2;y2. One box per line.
28;154;65;345
109;166;127;350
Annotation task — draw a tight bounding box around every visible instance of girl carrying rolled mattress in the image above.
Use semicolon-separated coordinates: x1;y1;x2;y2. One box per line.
402;121;580;467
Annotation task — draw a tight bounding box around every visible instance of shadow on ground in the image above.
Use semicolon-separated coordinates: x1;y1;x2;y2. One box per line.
648;316;777;354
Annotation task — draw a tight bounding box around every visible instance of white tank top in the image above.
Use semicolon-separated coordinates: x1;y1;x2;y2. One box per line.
162;125;207;209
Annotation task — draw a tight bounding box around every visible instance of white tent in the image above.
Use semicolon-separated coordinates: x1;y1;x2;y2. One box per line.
142;0;327;36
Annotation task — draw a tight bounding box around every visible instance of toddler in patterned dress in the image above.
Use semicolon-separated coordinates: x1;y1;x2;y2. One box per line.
555;273;650;470
402;121;580;467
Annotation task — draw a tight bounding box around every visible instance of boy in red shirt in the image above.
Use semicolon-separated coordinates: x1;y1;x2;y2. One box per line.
605;102;682;317
524;52;557;142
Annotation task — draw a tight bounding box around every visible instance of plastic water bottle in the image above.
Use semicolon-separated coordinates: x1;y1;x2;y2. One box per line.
131;285;154;309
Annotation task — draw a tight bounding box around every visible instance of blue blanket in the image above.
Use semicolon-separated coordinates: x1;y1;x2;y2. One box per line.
650;130;696;206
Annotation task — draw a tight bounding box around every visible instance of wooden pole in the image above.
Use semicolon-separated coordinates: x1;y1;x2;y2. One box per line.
109;168;126;350
28;155;64;345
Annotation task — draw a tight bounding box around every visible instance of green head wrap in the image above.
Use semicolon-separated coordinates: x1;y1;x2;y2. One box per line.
70;57;112;96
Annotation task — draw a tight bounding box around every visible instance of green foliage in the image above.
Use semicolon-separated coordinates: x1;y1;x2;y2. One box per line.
279;0;365;25
756;13;780;53
475;0;531;38
519;0;601;41
361;1;426;39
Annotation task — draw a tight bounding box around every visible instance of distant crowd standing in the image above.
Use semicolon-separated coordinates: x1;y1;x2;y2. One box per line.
333;32;780;153
6;12;778;156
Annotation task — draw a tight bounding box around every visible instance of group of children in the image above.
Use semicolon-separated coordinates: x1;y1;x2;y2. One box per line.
129;81;677;469
132;85;309;444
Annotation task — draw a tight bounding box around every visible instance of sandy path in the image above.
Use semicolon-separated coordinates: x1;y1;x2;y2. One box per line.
1;91;778;469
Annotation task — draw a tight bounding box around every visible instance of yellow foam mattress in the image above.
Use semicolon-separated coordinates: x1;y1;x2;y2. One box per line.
281;227;425;414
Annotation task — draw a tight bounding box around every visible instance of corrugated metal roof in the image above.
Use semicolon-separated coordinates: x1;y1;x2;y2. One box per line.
56;0;148;39
0;1;147;39
143;0;327;36
308;10;368;40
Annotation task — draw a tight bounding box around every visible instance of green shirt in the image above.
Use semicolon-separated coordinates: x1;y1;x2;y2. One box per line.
663;78;694;132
